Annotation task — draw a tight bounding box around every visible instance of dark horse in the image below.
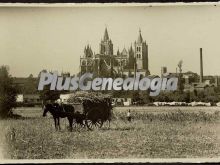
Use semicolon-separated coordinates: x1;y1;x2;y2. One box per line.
43;103;75;131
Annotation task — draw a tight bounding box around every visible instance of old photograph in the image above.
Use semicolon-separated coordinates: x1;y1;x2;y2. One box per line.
0;3;220;162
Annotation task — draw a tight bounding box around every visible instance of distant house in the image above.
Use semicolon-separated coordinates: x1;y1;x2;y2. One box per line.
112;97;132;106
13;77;38;95
184;82;215;92
16;94;24;103
182;71;218;92
194;83;209;91
23;94;41;104
183;71;200;84
16;94;41;106
13;77;29;89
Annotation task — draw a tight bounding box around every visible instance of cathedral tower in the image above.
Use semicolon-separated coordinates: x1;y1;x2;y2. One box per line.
100;28;113;55
134;29;150;75
84;45;93;58
128;45;135;69
80;44;93;74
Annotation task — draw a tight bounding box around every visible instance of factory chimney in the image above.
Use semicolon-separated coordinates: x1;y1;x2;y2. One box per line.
200;48;203;83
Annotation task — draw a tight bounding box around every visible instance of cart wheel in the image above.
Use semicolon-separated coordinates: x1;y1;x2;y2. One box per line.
85;119;103;130
95;119;104;128
72;119;86;130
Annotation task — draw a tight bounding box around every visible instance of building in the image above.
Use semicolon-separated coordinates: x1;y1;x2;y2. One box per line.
80;28;150;77
23;94;41;105
183;71;200;85
13;77;30;89
183;48;219;92
16;94;41;106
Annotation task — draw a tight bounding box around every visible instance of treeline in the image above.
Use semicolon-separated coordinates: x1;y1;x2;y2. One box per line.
112;88;220;105
16;70;220;105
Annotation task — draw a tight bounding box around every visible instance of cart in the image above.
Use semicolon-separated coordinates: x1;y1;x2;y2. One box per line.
68;92;113;130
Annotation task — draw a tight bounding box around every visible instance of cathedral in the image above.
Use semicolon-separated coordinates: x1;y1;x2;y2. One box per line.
80;28;150;77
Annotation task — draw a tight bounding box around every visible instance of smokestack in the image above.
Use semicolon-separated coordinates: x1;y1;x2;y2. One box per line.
200;48;203;83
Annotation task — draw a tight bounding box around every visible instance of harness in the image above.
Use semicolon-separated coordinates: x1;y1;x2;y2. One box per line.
53;103;65;112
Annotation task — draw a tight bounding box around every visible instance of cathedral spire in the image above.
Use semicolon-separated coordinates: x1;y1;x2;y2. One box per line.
137;28;143;44
130;43;133;51
117;48;120;56
103;27;109;41
100;27;113;55
84;46;87;55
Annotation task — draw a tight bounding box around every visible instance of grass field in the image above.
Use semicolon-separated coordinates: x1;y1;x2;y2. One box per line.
1;106;220;159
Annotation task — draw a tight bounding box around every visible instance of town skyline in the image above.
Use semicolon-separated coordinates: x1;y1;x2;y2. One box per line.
1;5;220;77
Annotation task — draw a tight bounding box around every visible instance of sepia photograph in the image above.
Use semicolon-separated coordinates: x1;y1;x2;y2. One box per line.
0;3;220;163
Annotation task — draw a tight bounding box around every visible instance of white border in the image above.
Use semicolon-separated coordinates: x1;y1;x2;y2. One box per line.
0;2;219;7
1;158;220;163
0;2;220;163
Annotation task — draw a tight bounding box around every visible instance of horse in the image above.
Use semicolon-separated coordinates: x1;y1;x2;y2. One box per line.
43;103;75;131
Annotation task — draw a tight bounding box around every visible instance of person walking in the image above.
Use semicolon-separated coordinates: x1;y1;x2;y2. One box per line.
127;109;131;122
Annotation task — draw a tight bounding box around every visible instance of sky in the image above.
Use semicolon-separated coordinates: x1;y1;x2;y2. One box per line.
0;4;220;77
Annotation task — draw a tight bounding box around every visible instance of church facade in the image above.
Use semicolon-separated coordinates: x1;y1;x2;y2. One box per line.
80;28;150;77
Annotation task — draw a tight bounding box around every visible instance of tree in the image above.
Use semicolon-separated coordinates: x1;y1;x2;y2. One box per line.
139;91;150;104
0;66;18;118
132;91;143;104
23;74;38;94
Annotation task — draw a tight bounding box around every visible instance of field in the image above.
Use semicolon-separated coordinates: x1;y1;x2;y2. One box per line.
1;106;220;159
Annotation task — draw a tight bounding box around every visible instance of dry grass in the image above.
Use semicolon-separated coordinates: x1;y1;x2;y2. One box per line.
1;107;220;159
